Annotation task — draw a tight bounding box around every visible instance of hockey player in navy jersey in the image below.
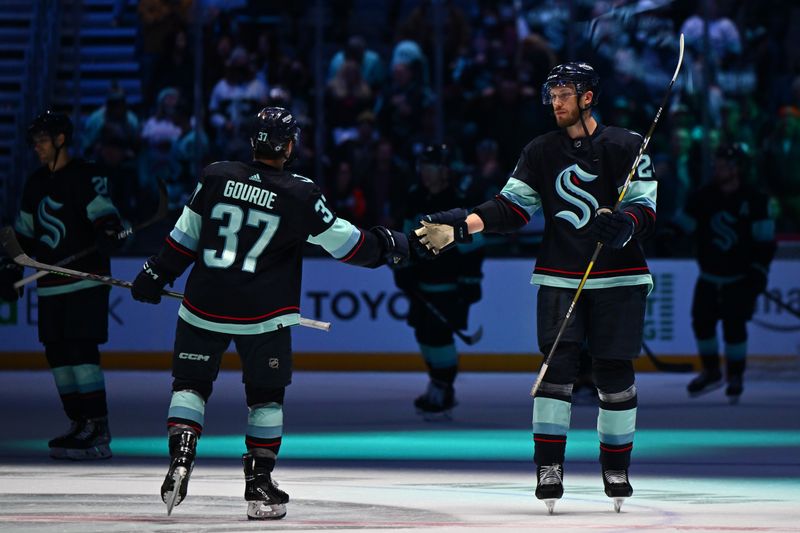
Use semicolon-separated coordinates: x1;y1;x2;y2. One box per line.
131;107;413;519
675;144;776;403
413;63;657;512
1;110;123;460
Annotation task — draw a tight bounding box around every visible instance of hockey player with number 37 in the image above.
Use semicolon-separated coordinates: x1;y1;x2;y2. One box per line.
131;107;414;520
413;63;657;513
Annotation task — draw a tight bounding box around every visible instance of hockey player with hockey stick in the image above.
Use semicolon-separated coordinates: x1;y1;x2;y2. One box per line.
130;106;415;519
393;143;485;420
673;143;776;403
0;110;124;460
412;63;657;513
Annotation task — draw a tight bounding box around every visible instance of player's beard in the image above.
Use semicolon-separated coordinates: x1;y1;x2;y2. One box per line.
555;107;580;128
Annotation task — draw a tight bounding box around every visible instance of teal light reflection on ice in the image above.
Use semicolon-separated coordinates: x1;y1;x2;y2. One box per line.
5;429;800;460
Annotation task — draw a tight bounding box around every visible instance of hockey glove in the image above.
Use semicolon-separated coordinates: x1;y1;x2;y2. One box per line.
744;265;768;299
589;208;635;249
371;226;410;266
413;208;473;256
423;208;472;244
95;218;125;255
131;256;172;304
0;258;23;302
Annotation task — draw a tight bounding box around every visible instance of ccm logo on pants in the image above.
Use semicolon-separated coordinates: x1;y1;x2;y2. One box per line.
178;352;210;362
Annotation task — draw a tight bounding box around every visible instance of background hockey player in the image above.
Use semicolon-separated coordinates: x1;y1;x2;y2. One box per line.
0;110;123;460
412;63;656;512
393;143;485;419
673;143;776;403
131;106;413;520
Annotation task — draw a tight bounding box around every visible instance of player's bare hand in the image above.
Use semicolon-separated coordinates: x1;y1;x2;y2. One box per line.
414;221;455;255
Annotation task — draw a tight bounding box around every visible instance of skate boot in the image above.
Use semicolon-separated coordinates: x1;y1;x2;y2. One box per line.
48;419;86;459
602;468;633;512
725;374;743;404
414;379;457;421
55;417;112;460
243;452;288;520
161;430;197;515
687;369;723;397
535;463;564;514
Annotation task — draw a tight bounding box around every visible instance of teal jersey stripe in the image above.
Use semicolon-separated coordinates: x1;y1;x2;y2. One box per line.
532;397;571;436
86;194;120;222
531;273;653;294
14;211;34;238
37;279;104;297
307;217;361;259
178;306;300;334
619;180;657;212
171;206;203;250
500;178;542;218
597;407;636;444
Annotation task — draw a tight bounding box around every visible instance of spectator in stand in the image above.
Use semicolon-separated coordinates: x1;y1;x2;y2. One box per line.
81;85;140;157
396;0;471;70
376;61;430;160
208;46;268;160
94;123;141;224
140;87;183;208
152;27;196;108
324;59;374;147
326;159;368;227
365;137;414;228
327;35;386;92
169;103;210;210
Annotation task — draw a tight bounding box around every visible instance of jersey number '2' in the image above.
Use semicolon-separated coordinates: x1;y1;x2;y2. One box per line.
204;202;280;273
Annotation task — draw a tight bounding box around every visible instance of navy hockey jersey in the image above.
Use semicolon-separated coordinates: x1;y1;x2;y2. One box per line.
13;159;121;296
676;182;775;280
476;125;657;291
157;160;389;334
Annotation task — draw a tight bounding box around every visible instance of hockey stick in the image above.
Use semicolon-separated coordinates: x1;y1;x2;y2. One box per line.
0;226;331;332
761;290;800;320
14;179;169;289
530;34;685;397
641;340;693;373
406;287;483;345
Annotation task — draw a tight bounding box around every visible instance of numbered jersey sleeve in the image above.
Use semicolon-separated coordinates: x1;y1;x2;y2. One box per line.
611;129;657;239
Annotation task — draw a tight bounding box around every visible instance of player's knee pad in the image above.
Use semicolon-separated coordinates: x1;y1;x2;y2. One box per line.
721;319;747;345
245;384;285;407
592;358;634;394
172;378;213;402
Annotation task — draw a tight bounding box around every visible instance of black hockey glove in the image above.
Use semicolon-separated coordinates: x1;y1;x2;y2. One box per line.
131;256;172;304
371;226;410;266
422;208;472;244
589;209;635;249
744;266;768;299
95;218;125;255
0;258;23;302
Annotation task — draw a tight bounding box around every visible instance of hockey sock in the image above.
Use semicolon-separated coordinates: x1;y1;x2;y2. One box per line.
420;343;459;383
50;366;82;421
696;337;720;371
245;402;283;470
532;382;572;465
167;390;205;436
73;364;108;419
724;341;747;364
597;385;637;469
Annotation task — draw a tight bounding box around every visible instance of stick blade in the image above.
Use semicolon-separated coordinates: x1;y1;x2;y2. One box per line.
0;226;24;261
465;325;483;345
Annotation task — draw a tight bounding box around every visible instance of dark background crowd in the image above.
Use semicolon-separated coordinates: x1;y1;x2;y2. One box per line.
10;0;800;256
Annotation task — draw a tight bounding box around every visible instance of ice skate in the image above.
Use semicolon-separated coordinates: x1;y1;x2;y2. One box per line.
161;430;197;515
687;370;723;397
243;452;288;520
414;380;457;421
535;463;564;514
602;468;633;512
51;417;112;460
726;375;743;405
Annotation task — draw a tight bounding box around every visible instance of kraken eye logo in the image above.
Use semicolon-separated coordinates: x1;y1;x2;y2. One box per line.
38;196;66;249
554;164;599;229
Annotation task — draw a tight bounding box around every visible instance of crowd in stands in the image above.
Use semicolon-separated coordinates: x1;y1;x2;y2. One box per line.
82;0;800;255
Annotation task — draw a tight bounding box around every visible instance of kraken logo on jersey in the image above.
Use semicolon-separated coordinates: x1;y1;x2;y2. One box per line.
554;164;599;229
710;211;738;251
37;196;66;249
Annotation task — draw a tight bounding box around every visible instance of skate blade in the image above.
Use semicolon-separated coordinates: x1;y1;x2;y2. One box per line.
688;381;724;398
613;497;627;512
62;445;112;461
247;501;286;520
543;498;557;514
165;466;187;516
417;409;453;422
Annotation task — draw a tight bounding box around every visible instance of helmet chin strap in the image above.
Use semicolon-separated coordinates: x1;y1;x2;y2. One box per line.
576;95;598;162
